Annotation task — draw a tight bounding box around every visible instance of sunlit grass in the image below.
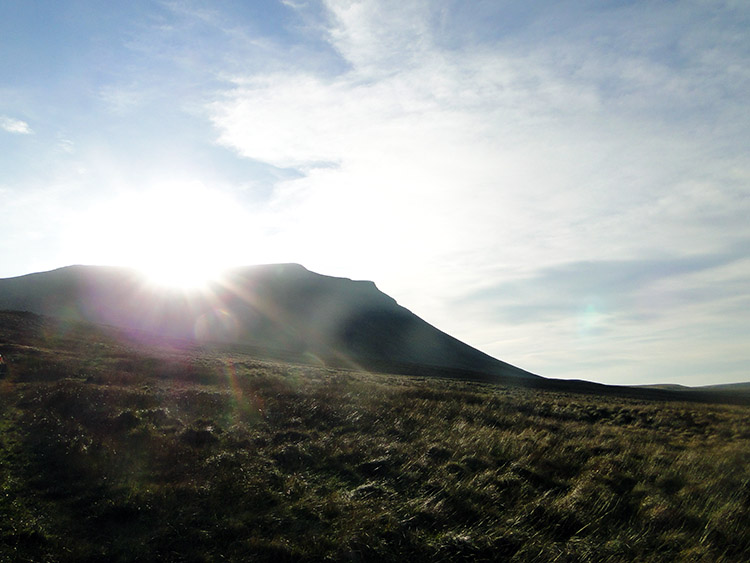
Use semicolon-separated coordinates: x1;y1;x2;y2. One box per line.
1;312;748;561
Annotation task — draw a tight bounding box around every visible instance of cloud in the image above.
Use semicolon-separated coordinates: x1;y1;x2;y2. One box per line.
209;1;750;283
0;116;33;134
462;243;750;324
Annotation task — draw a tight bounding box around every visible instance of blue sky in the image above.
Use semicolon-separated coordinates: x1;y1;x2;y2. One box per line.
1;0;749;386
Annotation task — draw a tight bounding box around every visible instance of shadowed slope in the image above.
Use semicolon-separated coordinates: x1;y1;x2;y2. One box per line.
0;264;537;379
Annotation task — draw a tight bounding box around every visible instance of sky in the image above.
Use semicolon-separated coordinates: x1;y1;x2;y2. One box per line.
1;0;749;386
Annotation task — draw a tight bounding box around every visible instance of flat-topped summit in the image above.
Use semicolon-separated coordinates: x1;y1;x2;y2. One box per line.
0;264;537;379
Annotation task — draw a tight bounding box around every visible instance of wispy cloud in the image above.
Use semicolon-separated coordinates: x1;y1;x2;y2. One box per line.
210;0;749;270
0;116;33;134
462;243;750;324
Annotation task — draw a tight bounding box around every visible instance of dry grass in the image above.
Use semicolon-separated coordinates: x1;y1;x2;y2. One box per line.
1;312;749;561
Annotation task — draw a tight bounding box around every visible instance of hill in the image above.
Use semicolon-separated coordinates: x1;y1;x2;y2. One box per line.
0;264;536;380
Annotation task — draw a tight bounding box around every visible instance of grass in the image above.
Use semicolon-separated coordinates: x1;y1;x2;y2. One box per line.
1;311;749;561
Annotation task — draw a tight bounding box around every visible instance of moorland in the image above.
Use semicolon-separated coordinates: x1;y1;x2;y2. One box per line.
1;310;749;562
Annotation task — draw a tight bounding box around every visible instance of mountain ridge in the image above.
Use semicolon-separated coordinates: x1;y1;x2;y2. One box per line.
0;263;538;380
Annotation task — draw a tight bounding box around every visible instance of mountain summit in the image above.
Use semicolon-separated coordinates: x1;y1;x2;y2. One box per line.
0;264;537;380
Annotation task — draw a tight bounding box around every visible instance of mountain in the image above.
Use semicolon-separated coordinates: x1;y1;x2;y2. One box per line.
0;264;538;380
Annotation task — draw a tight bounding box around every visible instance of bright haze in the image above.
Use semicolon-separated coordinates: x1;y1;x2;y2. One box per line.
1;1;748;386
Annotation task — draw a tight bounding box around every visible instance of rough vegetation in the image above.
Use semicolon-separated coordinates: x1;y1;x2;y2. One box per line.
1;311;749;561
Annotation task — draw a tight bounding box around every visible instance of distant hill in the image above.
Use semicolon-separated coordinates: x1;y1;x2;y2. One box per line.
0;264;537;380
693;381;750;392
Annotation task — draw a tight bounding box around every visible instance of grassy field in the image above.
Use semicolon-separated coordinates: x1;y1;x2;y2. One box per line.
1;311;749;562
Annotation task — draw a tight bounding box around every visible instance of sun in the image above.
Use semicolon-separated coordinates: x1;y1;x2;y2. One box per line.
138;258;225;291
68;180;263;290
128;183;245;290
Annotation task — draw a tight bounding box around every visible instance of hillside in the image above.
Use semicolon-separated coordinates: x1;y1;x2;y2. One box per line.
0;310;749;561
0;264;536;380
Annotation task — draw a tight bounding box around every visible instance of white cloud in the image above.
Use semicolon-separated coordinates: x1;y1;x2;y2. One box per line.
211;1;748;263
0;116;33;134
324;0;433;73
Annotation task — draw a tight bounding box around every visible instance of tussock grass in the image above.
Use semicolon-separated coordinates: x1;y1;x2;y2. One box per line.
1;313;749;561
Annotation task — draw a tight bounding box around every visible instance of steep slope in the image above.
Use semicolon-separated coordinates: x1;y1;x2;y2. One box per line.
0;264;537;379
